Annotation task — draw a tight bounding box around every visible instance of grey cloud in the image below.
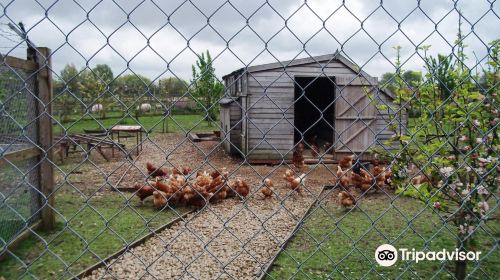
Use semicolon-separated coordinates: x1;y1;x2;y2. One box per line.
0;0;497;81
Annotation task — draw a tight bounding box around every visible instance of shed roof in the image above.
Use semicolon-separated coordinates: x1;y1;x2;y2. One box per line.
219;97;237;106
223;51;371;78
222;51;395;99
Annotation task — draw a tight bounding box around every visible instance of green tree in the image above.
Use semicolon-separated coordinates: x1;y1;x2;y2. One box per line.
426;54;456;100
92;64;114;84
374;39;499;280
114;74;152;98
158;77;188;97
76;64;115;118
79;69;101;117
380;70;422;92
54;64;81;122
92;64;114;118
157;77;189;132
190;50;223;126
114;74;152;118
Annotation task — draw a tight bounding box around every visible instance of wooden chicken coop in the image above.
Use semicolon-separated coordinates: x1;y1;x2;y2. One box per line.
220;52;401;163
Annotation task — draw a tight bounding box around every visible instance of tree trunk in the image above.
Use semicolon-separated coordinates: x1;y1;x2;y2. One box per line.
455;238;467;280
455;260;466;280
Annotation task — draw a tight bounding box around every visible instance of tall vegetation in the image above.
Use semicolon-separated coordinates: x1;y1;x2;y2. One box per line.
113;74;153;118
159;77;188;96
53;64;80;122
376;36;499;279
190;50;224;127
52;64;190;122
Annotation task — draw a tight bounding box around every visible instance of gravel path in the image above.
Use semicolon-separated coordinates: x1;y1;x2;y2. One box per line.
82;134;335;279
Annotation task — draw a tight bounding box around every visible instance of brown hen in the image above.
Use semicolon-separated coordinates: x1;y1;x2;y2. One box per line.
338;191;356;208
133;182;155;203
339;155;355;169
146;162;168;178
261;178;274;198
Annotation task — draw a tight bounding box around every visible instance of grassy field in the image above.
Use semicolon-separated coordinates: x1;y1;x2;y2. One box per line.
54;113;216;135
266;193;499;280
0;189;190;279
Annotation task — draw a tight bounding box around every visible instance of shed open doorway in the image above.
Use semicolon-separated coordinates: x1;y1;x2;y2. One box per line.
294;76;335;151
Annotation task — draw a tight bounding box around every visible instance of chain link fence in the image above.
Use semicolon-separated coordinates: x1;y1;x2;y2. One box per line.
0;0;498;279
0;62;41;246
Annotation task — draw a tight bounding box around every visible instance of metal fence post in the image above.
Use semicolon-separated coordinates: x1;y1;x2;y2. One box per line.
34;47;55;231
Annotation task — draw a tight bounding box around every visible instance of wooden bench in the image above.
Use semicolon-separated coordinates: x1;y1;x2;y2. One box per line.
54;134;129;162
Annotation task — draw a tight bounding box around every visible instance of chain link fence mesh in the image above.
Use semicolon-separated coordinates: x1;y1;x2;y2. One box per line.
0;64;40;246
0;0;498;279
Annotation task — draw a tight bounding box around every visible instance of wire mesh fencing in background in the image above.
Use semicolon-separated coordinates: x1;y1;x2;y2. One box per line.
0;63;41;246
0;1;498;280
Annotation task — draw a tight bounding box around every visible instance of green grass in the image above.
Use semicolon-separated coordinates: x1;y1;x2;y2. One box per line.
54;113;217;135
0;190;190;279
266;194;499;280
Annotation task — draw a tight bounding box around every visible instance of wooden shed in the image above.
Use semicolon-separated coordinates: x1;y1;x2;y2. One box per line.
219;52;401;163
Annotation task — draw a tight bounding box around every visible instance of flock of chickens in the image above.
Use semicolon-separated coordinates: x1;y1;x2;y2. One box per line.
132;162;311;209
332;155;393;209
132;152;392;210
292;141;394;208
133;163;250;209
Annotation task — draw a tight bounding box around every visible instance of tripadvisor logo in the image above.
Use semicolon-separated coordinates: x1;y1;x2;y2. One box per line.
375;244;397;267
375;244;481;267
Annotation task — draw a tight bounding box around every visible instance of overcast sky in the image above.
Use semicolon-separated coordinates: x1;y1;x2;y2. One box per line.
0;0;498;82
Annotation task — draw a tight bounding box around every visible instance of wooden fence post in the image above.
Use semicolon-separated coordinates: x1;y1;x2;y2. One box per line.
35;47;55;231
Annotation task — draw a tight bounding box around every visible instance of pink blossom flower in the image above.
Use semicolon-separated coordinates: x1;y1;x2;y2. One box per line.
475;167;485;175
476;138;483;144
439;167;454;177
478;201;490;212
477;185;489;195
459;135;468;142
468;226;475;234
473;119;481;126
433;202;441;209
459;224;467;235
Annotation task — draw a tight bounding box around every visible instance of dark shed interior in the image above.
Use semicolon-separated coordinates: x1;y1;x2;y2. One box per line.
293;77;335;146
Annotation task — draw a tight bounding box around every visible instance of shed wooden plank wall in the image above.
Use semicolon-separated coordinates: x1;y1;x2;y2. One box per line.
334;86;377;160
375;91;396;144
221;106;231;152
246;61;379;160
228;100;242;154
374;90;407;150
222;58;400;161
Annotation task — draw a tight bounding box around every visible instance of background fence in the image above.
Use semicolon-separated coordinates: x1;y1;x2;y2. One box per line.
0;1;498;280
0;49;54;252
0;59;41;244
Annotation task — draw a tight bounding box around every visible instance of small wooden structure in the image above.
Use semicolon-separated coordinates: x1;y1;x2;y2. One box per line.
54;134;128;162
110;125;144;155
220;52;401;162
